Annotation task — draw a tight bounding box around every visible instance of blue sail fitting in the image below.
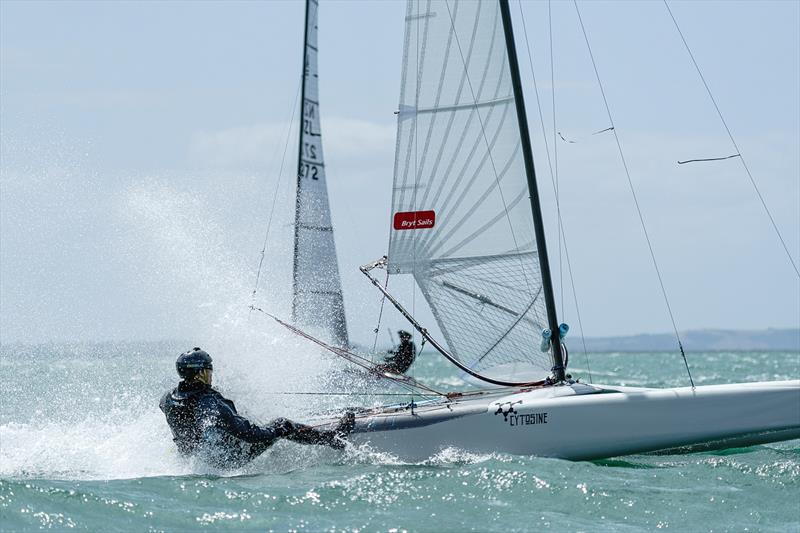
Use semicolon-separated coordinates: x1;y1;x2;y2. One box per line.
559;323;569;339
540;329;552;352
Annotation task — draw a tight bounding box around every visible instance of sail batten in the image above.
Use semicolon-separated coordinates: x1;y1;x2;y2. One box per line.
387;0;555;383
401;96;516;119
292;0;349;348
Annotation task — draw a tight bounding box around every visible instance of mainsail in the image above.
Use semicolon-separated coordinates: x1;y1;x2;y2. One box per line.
386;0;559;383
292;0;349;347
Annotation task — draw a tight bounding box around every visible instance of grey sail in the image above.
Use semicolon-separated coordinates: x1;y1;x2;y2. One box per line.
292;0;349;347
387;0;553;382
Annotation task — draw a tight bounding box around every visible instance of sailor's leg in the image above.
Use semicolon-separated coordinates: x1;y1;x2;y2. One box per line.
285;423;340;447
227;439;276;467
284;412;355;449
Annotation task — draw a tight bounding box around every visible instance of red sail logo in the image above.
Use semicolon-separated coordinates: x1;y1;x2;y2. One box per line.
393;210;436;231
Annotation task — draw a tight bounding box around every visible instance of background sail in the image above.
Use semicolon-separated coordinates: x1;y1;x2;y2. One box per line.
387;0;552;381
292;0;349;347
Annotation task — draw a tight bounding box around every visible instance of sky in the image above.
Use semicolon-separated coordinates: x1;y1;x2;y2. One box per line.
1;0;798;346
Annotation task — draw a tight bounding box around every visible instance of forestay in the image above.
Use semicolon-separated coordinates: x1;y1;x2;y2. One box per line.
292;0;349;347
387;0;553;382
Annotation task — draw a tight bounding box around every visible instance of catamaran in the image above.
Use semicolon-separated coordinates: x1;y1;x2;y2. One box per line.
254;0;800;461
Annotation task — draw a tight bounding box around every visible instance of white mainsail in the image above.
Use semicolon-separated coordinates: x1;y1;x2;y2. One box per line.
292;0;349;347
387;0;553;383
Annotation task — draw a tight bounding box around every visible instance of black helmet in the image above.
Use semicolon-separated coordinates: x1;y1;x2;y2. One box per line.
176;347;213;379
398;330;412;339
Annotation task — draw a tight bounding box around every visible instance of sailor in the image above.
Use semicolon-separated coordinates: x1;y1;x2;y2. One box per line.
381;330;417;374
160;347;355;468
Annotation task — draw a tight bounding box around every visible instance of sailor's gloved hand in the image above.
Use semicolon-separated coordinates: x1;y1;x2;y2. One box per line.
272;417;296;438
335;411;356;437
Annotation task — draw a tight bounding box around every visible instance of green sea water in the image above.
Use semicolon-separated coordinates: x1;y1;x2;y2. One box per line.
1;342;798;532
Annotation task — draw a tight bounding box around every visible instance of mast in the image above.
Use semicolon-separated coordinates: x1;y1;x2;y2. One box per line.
291;0;311;326
498;0;565;382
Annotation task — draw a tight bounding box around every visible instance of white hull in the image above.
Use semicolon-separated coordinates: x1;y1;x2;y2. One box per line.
344;380;800;461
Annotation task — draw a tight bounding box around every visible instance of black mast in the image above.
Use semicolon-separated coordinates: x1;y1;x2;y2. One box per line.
499;0;565;382
291;0;311;323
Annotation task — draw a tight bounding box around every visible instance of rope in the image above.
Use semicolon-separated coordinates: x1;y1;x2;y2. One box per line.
663;1;798;278
250;80;303;307
677;154;740;165
573;0;693;388
557;126;614;144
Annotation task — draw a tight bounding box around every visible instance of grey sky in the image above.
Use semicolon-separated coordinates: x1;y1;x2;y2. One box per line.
1;0;798;346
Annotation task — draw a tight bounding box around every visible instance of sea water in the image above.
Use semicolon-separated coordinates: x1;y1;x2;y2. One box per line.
1;343;798;532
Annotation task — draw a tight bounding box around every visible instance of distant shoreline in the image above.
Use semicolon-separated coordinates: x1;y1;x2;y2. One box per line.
1;328;798;352
579;328;800;352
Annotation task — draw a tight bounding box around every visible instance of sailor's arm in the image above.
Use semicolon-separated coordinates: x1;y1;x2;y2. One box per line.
202;397;290;444
158;392;169;414
384;348;398;364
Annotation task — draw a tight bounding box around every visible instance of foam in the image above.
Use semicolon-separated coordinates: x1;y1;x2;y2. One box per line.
0;179;350;480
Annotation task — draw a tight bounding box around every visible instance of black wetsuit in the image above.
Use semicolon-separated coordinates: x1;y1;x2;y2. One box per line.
159;381;342;468
383;339;416;374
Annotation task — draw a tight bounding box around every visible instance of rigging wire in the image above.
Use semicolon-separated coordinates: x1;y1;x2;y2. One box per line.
547;0;565;320
250;79;303;307
258;391;443;397
411;0;422;406
518;0;592;382
572;0;694;388
663;0;799;279
371;269;391;355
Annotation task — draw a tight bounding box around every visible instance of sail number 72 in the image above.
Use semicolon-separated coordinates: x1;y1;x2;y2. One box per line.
300;162;320;180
